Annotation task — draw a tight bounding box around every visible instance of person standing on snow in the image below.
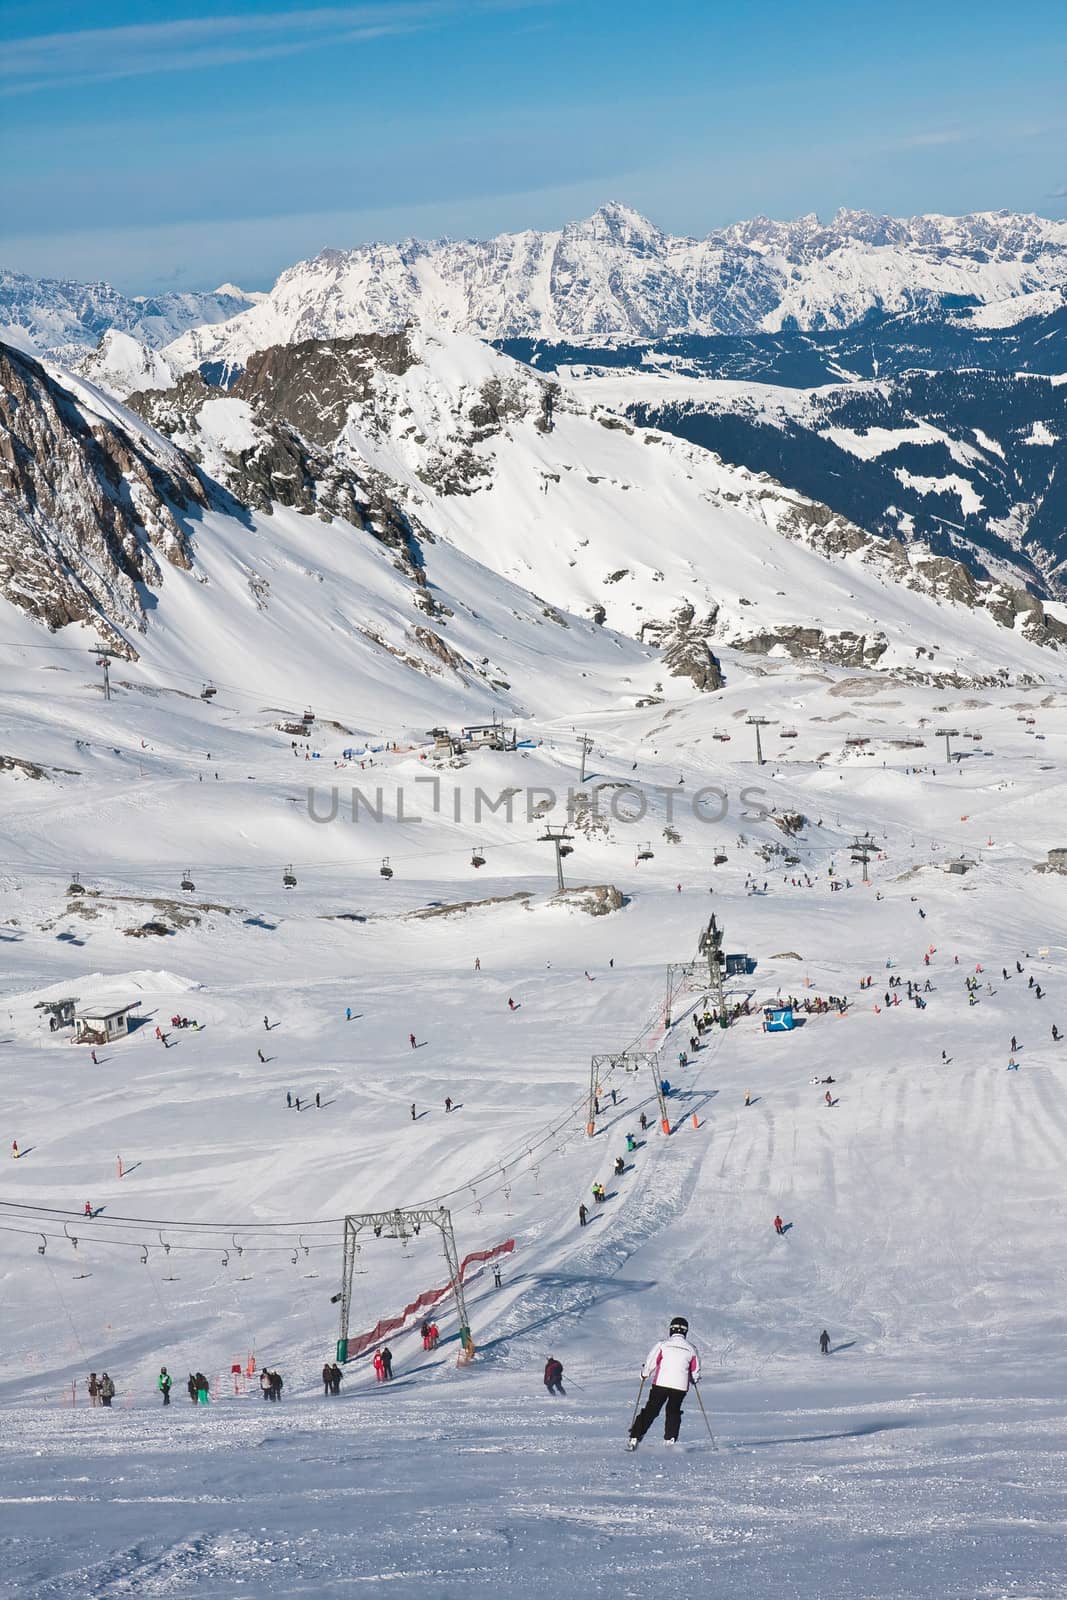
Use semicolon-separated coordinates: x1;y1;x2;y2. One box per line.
409;1032;417;1049
819;1330;831;1354
373;1349;385;1382
99;1373;115;1407
627;1316;700;1450
380;1346;393;1381
322;1362;333;1396
578;1202;588;1227
544;1357;565;1395
158;1367;172;1405
774;1214;784;1235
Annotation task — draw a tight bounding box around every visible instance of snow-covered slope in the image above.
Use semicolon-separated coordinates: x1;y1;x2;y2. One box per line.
0;268;261;365
127;324;1067;684
156;205;1067;373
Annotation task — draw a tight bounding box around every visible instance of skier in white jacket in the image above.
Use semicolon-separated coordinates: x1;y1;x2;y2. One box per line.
627;1316;700;1449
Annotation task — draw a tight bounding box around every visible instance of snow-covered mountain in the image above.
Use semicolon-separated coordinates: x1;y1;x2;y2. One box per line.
0;268;261;366
153;205;1067;374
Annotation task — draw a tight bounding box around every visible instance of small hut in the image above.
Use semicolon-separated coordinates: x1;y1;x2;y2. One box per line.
74;1003;137;1045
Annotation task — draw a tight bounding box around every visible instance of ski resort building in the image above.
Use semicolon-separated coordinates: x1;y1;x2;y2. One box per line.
73;1003;137;1045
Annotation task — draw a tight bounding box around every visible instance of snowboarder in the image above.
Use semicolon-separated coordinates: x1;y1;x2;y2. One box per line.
507;997;517;1011
158;1367;172;1405
627;1316;700;1449
1053;1025;1061;1042
578;1202;588;1227
614;1156;626;1176
774;1214;784;1235
819;1330;831;1355
84;1201;92;1216
544;1357;565;1396
196;1372;210;1404
625;1132;636;1152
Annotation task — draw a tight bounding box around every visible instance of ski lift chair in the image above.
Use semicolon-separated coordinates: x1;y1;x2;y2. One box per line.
68;871;85;895
380;858;394;879
180;871;196;892
636;842;654;861
471;846;486;868
283;864;297;888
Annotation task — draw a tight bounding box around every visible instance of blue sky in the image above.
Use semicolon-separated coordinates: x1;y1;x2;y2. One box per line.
2;0;1065;292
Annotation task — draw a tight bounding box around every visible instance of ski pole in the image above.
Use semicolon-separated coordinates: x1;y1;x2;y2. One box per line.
629;1376;646;1430
692;1382;718;1450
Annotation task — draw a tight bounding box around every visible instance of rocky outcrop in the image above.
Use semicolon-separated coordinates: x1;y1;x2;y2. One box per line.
0;343;204;647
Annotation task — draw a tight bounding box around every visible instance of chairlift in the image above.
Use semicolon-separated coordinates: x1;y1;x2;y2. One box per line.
200;683;217;701
140;1245;149;1265
180;870;196;892
283;864;297;888
302;708;315;724
37;1235;47;1256
714;853;728;866
558;843;573;858
781;729;798;739
636;841;654;862
68;870;85;895
380;858;394;879
470;846;486;868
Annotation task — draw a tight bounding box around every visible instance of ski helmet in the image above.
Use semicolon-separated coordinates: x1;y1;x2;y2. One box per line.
669;1316;689;1337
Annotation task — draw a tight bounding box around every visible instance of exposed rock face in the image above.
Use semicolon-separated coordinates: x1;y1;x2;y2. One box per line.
731;626;889;669
643;603;725;690
551;884;626;915
0;344;204;647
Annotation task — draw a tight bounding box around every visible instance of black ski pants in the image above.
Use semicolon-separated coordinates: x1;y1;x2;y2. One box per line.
631;1383;684;1442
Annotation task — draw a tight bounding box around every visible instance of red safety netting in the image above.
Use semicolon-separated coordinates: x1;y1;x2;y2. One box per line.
346;1238;514;1360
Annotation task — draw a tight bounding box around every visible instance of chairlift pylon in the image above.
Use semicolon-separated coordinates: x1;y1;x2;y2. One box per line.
380;858;394;879
283;864;297;888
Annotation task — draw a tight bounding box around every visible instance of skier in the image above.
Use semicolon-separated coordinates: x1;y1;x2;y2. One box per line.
627;1316;700;1450
410;1103;416;1121
445;1096;453;1113
824;1090;833;1106
1053;1025;1061;1042
544;1356;565;1396
380;1346;393;1381
286;1091;292;1108
420;1319;431;1350
263;1015;270;1030
578;1202;588;1227
614;1155;626;1177
744;1090;751;1107
507;997;517;1011
315;1092;321;1109
99;1373;115;1407
346;1007;352;1021
330;1363;343;1395
774;1214;784;1235
257;1049;265;1064
295;1095;301;1111
90;1050;97;1065
639;1112;649;1132
1011;1035;1018;1053
409;1032;417;1049
819;1330;831;1355
158;1367;172;1405
84;1201;92;1216
493;1265;503;1289
427;1323;439;1350
322;1362;334;1396
474;957;481;971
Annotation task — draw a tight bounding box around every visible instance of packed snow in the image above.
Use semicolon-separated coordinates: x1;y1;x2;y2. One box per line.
2;615;1066;1597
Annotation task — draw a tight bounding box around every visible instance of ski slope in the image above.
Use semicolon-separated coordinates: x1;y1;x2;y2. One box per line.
1;639;1066;1599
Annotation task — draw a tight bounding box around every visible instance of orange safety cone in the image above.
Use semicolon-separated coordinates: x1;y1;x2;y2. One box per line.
692;1113;700;1130
661;1117;671;1136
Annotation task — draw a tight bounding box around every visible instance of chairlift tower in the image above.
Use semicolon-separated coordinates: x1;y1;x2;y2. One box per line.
849;835;873;884
746;716;770;766
90;647;124;702
337;1206;471;1364
577;734;594;785
538;825;574;892
697;912;727;1024
935;727;959;764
